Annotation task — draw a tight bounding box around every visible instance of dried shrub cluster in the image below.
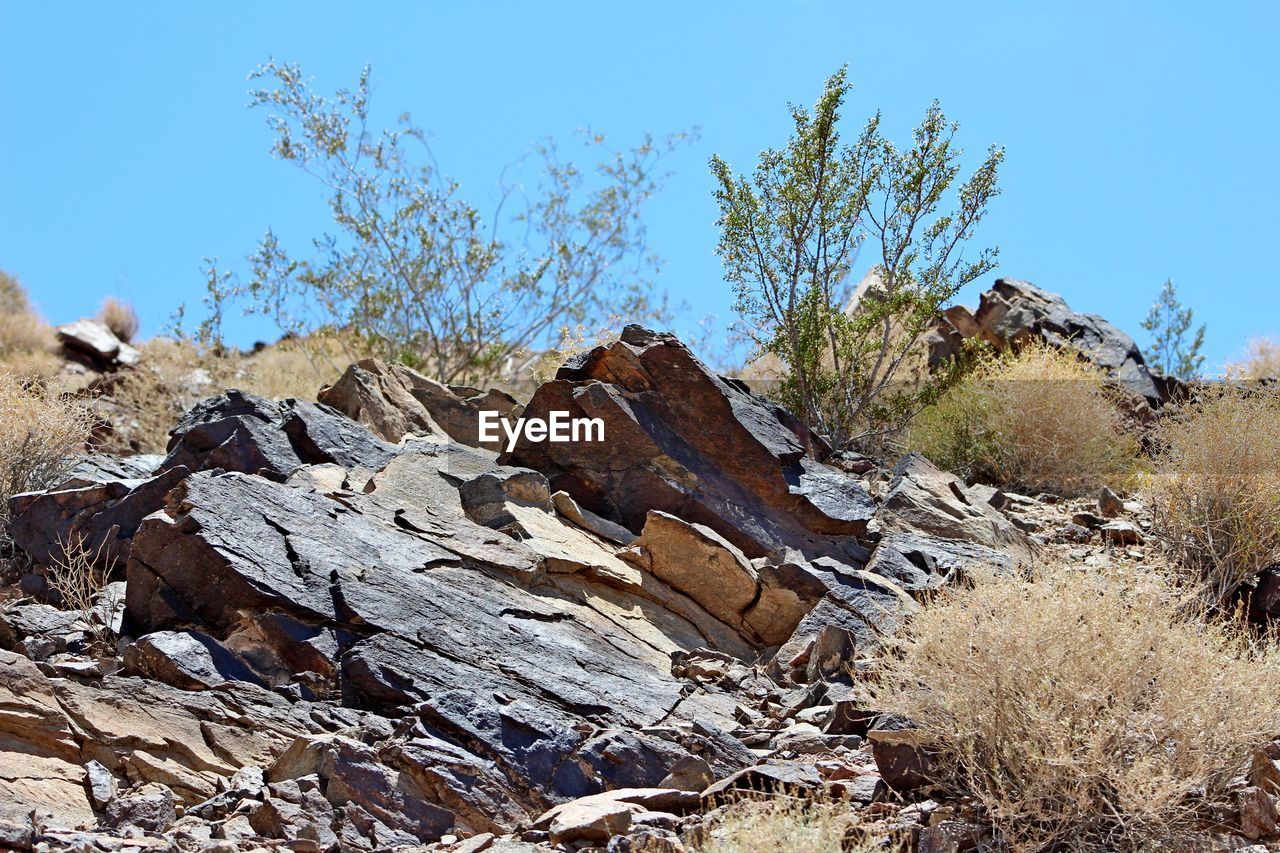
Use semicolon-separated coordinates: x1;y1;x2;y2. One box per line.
697;796;876;852
0;270;60;379
1232;337;1280;380
866;566;1280;851
0;371;93;531
1148;384;1280;605
905;341;1138;495
97;296;140;343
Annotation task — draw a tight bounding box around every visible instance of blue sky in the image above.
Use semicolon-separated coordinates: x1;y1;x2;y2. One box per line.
1;1;1275;370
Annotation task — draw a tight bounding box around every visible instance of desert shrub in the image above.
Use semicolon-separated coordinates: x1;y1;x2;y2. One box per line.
211;61;683;385
698;796;879;852
97;296;140;343
905;342;1137;495
46;533;120;646
1148;384;1280;605
527;319;622;383
865;565;1280;851
1231;337;1280;379
712;67;1003;448
0;270;60;379
0;372;93;531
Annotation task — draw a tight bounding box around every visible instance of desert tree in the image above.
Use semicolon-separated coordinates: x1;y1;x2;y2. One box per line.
711;67;1003;449
1141;278;1205;379
220;61;687;383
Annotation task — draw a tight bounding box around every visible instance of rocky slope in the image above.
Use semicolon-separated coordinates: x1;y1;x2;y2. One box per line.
0;323;1264;851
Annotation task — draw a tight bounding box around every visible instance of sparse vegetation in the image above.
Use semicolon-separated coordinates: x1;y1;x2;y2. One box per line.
1140;279;1205;379
905;341;1138;495
1231;337;1280;379
698;795;875;852
1148;384;1280;605
97;296;140;343
0;371;93;532
711;67;1003;449
866;564;1280;851
46;532;121;646
212;60;685;384
0;270;61;379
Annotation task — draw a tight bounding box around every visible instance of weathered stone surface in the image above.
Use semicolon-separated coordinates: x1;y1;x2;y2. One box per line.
1240;786;1279;841
864;531;1020;592
0;651;94;825
163;390;401;481
317;358;450;443
103;783;177;831
123;630;265;690
966;279;1161;405
869;728;938;791
501;325;874;562
319;358;523;449
57;319;141;371
876;453;1032;560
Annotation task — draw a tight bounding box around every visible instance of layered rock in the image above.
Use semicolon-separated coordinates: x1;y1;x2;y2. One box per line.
501;325;875;563
929;278;1163;405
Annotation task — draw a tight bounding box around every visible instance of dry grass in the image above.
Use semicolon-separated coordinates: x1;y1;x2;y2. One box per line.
697;795;881;852
0;270;61;380
0;372;93;531
864;564;1280;851
1147;384;1280;605
99;334;349;453
97;336;253;454
905;341;1138;495
526;319;622;383
1229;337;1280;380
46;532;120;646
97;296;140;343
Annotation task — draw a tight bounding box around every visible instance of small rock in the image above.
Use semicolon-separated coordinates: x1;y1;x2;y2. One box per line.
85;760;117;809
1097;486;1124;518
104;784;177;832
868;728;937;791
1101;520;1144;546
1240;786;1279;841
659;756;714;792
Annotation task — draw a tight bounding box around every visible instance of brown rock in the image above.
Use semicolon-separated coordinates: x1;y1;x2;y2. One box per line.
501;325;874;562
868;728;937;791
876;453;1032;560
1240;786;1279;841
1097;486;1124;518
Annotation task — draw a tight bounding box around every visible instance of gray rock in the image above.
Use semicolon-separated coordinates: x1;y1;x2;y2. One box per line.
103;784;176;831
123;630;265;690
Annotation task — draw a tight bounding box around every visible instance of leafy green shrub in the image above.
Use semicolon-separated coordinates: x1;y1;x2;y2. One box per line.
711;67;1003;448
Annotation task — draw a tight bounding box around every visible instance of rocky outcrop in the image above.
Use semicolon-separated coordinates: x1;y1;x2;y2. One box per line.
56;319;141;372
319;357;522;449
930;278;1164;405
501;325;874;563
0;330;1097;849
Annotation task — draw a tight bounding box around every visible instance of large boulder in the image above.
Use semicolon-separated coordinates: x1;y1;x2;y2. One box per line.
500;325;874;563
933;279;1162;405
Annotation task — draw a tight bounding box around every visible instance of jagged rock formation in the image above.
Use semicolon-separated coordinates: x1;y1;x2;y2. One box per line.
1;327;1055;849
929;278;1165;405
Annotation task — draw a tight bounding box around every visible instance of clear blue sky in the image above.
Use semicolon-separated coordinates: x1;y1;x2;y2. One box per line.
2;2;1276;370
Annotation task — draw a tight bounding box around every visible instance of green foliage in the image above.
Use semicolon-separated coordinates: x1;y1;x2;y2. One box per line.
711;67;1003;449
1141;279;1205;379
217;61;687;383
